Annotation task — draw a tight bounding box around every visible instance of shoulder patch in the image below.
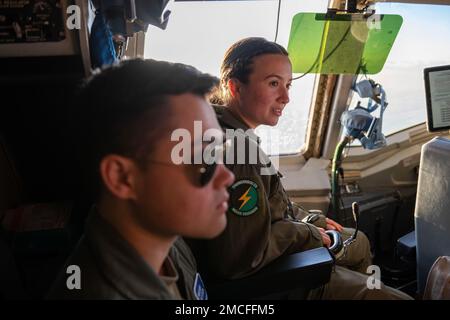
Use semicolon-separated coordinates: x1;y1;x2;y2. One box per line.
229;179;259;216
193;273;208;300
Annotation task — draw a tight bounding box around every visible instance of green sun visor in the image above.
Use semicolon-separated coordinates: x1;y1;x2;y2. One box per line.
287;12;403;75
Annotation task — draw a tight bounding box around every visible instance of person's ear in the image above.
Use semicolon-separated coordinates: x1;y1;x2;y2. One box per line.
99;155;139;200
227;78;242;100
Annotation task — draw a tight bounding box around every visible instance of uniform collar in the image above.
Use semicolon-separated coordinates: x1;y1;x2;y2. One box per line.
160;257;182;299
213;105;261;144
84;209;179;300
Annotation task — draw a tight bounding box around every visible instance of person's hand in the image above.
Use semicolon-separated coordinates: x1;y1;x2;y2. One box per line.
318;227;331;248
325;218;343;232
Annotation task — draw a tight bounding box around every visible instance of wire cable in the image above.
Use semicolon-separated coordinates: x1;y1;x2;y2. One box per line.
292;24;352;80
274;0;282;43
292;5;375;81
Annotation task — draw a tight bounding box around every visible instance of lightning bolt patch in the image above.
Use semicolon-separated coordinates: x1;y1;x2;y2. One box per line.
230;179;259;216
238;187;252;210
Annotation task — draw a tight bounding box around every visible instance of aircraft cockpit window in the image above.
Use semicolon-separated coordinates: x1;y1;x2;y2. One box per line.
347;2;450;139
144;0;328;156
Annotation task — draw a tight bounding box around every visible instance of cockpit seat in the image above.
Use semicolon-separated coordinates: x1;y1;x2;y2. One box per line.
423;256;450;300
0;134;26;299
397;231;416;263
415;137;450;294
0;135;22;220
206;247;333;299
0;134;84;299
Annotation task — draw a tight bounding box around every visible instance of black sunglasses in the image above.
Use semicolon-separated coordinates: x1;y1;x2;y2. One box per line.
148;139;231;187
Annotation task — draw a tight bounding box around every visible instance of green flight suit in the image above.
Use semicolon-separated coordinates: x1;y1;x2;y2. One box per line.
291;203;372;274
198;106;411;300
47;210;204;300
307;265;412;300
204;105;370;279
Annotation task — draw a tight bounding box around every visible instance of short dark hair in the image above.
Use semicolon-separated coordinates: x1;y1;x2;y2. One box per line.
72;59;218;198
210;37;288;105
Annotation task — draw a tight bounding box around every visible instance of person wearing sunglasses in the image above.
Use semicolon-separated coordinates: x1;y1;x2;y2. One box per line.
195;37;412;299
47;59;234;299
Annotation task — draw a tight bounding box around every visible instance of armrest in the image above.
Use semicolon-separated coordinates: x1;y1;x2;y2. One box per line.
397;231;416;261
206;247;333;299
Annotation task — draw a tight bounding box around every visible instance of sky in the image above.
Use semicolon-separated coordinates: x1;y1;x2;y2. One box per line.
144;0;450;154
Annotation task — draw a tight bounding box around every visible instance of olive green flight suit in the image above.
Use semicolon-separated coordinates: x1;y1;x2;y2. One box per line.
205;105;370;278
291;203;372;274
200;106;412;300
47;210;203;300
172;236;209;300
308;265;412;300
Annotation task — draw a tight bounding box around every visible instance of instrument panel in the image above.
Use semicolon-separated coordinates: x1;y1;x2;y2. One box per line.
0;0;65;43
